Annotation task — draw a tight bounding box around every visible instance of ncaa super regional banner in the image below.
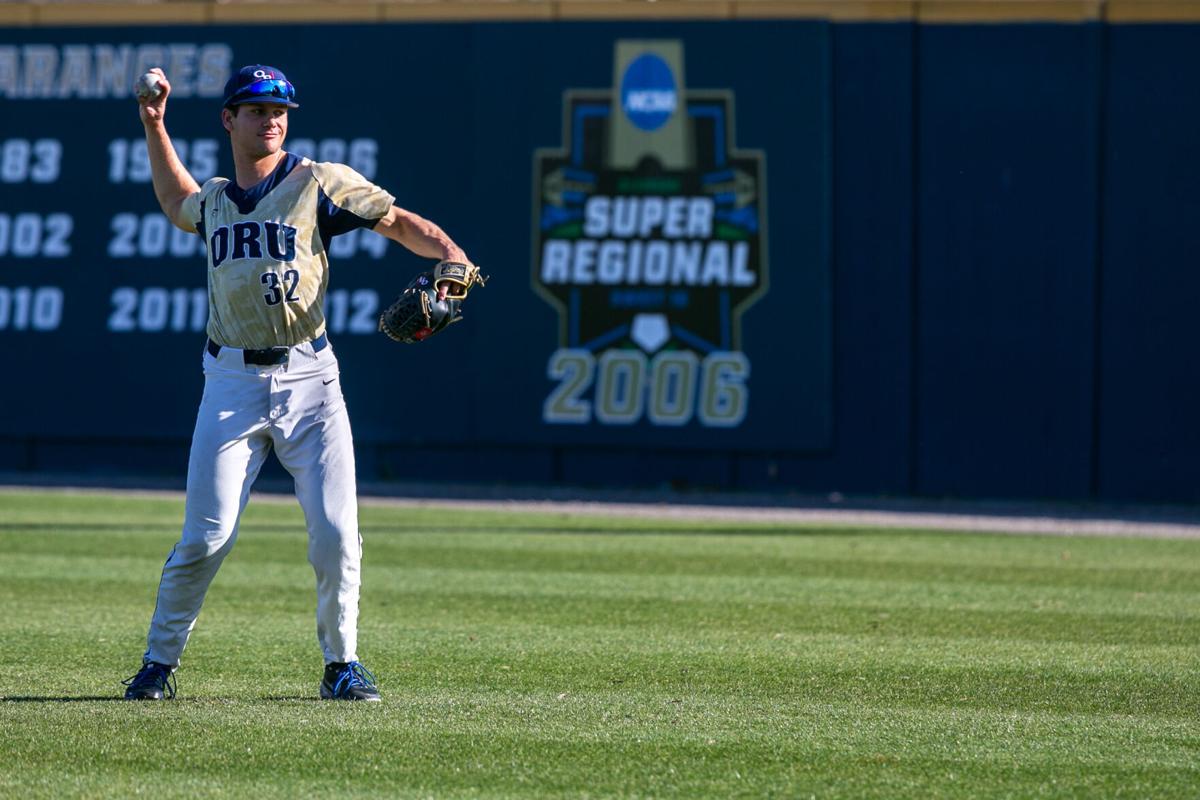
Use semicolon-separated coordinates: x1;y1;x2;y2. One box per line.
529;36;830;451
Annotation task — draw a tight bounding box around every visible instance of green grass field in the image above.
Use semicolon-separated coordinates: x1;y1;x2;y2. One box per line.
1;489;1198;798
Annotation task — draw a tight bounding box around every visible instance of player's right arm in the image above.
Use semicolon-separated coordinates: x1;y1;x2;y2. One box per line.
138;68;201;233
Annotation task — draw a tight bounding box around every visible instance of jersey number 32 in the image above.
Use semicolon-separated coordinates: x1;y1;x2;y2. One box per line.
261;270;300;305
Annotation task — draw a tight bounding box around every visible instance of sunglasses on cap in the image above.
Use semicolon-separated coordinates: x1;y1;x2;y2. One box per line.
227;78;296;106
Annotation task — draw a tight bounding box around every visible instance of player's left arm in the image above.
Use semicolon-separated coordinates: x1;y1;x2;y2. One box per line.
314;162;474;298
373;206;468;264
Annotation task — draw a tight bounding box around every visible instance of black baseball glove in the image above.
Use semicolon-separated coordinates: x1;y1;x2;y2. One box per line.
378;260;487;343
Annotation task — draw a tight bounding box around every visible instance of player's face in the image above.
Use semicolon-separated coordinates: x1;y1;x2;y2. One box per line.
224;103;288;159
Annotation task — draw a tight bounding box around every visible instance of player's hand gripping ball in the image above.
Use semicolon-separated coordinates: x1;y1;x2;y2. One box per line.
379;261;487;343
134;72;163;101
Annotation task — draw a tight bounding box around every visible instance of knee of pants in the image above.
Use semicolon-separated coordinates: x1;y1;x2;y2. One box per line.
307;523;361;571
170;529;237;566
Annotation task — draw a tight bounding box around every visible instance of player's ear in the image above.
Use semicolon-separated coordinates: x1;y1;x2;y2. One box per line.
221;107;234;133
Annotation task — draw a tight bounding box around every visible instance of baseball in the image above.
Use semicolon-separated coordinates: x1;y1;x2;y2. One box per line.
134;72;162;100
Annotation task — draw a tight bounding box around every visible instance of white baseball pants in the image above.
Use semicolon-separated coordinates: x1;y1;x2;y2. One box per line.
143;338;361;667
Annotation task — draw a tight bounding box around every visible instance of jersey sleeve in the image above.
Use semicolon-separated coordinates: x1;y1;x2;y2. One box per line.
183;177;228;239
311;162;396;250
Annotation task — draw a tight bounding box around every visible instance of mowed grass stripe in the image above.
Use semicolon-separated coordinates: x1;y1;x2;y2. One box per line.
1;489;1198;798
4;587;1195;681
10;524;1199;595
5;558;1197;649
2;699;1197;799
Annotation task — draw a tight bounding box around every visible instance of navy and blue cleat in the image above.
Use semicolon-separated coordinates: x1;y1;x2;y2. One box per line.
320;661;380;701
122;660;176;700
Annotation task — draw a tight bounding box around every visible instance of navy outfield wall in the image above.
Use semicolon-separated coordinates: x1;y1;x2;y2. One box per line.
0;19;1197;503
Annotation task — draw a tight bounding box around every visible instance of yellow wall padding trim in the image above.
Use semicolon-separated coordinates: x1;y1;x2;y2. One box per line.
382;1;556;21
6;0;1200;27
553;1;735;19
1106;0;1200;21
734;2;915;20
918;1;1102;22
28;3;210;26
0;4;35;25
208;2;381;23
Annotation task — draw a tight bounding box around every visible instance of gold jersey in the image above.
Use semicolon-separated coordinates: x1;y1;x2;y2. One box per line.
181;153;394;349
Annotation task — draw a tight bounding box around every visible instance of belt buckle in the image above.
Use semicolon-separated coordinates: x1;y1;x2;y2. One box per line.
245;346;289;366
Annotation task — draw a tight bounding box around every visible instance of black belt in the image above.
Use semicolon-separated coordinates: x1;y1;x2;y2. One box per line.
207;332;328;366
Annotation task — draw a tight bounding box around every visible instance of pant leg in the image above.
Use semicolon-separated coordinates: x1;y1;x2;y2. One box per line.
144;358;273;667
270;347;361;664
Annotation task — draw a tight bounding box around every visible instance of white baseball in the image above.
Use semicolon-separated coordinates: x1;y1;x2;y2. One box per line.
135;72;162;100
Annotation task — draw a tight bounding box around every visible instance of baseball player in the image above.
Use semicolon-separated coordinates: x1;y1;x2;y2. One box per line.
121;65;471;701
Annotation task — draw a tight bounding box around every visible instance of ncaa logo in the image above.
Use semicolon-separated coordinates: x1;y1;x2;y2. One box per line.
620;53;677;132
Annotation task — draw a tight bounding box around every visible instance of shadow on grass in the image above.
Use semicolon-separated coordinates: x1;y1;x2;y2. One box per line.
1;696;129;702
25;518;1186;540
0;522;878;537
2;695;330;703
0;522;302;533
358;525;878;537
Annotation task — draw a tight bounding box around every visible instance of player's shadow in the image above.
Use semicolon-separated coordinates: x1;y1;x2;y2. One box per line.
1;696;128;703
3;696;333;704
358;524;868;537
0;522;301;533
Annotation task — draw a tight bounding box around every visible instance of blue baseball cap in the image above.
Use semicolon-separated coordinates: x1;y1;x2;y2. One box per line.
222;65;299;108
